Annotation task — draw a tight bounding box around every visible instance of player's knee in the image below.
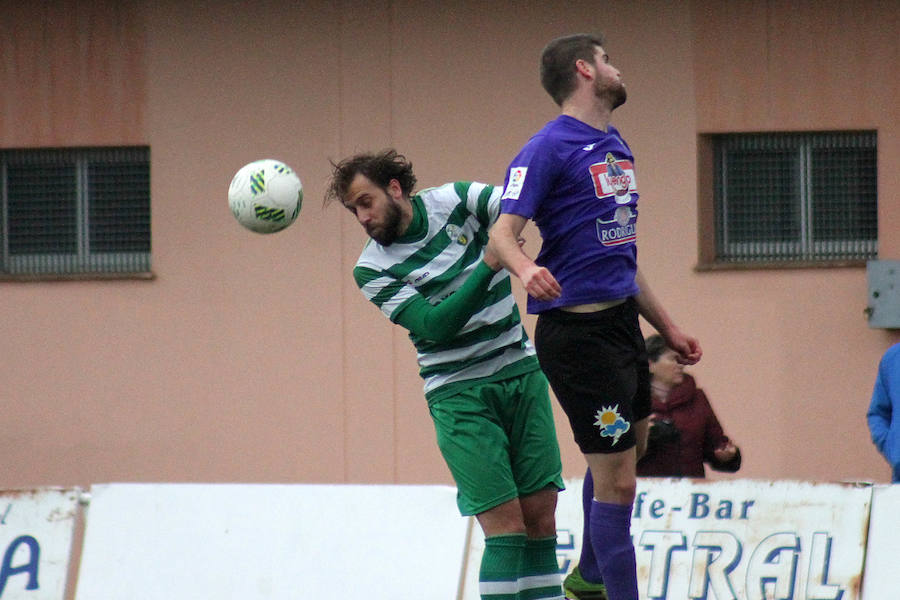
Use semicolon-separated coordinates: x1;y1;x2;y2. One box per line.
615;480;637;503
476;499;527;537
523;507;556;538
598;478;636;505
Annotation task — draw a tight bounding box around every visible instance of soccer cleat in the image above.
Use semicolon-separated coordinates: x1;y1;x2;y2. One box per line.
563;564;609;600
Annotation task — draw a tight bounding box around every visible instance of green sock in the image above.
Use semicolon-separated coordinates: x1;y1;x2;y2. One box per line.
522;536;564;599
480;534;526;600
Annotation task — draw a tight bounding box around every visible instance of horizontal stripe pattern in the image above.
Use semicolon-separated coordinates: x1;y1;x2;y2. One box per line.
353;182;533;395
480;574;564;599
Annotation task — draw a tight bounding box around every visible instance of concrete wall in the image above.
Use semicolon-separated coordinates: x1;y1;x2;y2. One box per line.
0;0;897;488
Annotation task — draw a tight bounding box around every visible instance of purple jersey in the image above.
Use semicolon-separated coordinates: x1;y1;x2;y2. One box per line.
500;115;640;313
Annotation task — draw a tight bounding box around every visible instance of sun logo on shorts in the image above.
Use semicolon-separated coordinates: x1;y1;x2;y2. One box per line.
594;405;630;446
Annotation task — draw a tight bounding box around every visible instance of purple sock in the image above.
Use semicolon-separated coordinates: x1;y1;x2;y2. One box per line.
589;500;638;600
578;468;603;583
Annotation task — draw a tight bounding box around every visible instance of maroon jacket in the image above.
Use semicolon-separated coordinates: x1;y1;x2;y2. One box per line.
637;374;741;478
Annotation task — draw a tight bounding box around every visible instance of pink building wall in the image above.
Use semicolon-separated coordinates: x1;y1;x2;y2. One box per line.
1;0;897;488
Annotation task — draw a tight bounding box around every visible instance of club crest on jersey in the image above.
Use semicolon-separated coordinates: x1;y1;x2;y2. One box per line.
445;224;467;245
589;153;636;204
594;404;630;445
596;206;636;246
501;167;527;200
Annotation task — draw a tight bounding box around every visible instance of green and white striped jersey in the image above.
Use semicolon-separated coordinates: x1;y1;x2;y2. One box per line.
353;181;538;402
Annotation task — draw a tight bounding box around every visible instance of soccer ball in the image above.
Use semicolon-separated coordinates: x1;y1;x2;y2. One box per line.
228;159;303;233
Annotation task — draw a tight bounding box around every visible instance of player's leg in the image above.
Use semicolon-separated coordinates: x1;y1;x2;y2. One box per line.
505;369;566;600
477;488;563;600
584;449;637;600
583;300;649;600
588;449;636;504
561;467;609;600
505;368;564;541
429;383;529;600
568;414;648;598
475;500;529;600
518;487;564;599
569;419;644;599
534;301;647;600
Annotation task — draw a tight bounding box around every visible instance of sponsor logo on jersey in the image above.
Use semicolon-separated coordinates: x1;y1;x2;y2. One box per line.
444;224;467;245
589;153;636;204
596;206;636;246
501;167;527;200
413;272;430;284
594;404;630;445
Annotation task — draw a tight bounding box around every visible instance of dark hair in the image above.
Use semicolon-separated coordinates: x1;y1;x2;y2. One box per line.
324;149;417;206
540;33;606;106
645;334;668;362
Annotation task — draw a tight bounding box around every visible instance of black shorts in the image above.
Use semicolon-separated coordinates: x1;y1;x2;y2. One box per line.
534;298;650;454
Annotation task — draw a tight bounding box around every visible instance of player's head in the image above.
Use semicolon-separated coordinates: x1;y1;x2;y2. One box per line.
326;149;417;204
540;33;605;105
540;33;625;110
325;149;418;246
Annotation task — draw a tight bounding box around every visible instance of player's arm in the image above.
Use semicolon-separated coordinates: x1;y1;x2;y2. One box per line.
488;213;560;301
355;259;500;343
463;181;502;230
866;368;892;453
392;261;501;342
633;268;702;364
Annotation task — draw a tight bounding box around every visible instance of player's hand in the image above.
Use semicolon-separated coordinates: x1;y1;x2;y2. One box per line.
482;244;502;271
665;329;702;365
521;264;561;301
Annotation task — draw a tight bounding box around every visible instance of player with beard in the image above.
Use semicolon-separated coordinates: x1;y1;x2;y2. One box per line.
325;149;566;600
489;34;702;600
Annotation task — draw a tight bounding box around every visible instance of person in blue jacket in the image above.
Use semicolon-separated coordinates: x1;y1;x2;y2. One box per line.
867;342;900;483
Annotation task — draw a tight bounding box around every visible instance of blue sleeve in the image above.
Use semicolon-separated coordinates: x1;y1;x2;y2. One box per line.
866;346;900;457
867;358;893;453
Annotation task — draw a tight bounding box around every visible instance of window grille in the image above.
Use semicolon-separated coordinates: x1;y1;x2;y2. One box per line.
713;132;876;264
0;147;150;276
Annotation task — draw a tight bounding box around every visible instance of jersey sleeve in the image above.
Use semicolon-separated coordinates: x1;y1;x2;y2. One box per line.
499;135;557;219
867;358;893;453
353;264;419;322
353;261;498;343
453;181;502;228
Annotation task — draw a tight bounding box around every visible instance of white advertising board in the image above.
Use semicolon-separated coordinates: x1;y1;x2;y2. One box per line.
75;483;468;600
860;484;900;599
0;488;82;600
462;478;871;600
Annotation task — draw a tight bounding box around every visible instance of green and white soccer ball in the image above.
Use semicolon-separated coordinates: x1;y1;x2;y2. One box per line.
228;159;303;234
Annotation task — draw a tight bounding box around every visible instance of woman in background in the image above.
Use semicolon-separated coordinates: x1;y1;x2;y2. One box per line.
638;334;741;477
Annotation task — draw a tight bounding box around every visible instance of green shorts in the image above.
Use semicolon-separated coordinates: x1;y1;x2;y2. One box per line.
428;368;564;516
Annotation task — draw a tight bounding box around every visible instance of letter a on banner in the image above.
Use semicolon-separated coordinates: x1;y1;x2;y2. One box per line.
0;489;82;600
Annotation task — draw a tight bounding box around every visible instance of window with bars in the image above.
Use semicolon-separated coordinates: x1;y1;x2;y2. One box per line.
711;131;877;265
0;146;151;276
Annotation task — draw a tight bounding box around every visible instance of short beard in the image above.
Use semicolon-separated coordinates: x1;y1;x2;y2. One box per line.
610;85;627;110
367;198;404;246
596;80;627;110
